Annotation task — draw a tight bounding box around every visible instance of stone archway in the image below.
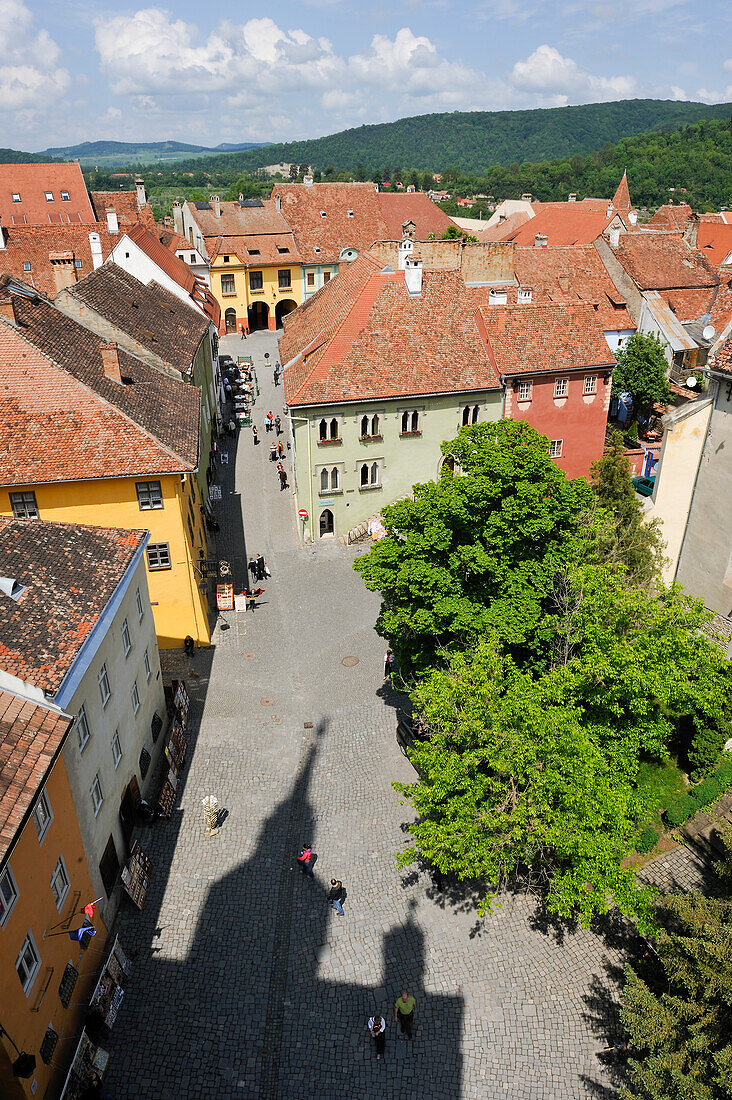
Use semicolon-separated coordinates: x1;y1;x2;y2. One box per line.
275;298;297;327
248;300;270;332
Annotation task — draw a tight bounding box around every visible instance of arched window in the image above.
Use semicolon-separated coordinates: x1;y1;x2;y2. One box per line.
361;414;369;438
371;414;379;436
330;418;339;440
320;468;329;492
462;406;470;426
319;509;334;537
411;410;419;432
319;419;328;441
330;467;339;491
371;462;379;486
360;463;369;487
471;405;479;424
401;410;409;434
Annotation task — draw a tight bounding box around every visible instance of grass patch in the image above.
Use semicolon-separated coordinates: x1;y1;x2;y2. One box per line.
636;758;687;819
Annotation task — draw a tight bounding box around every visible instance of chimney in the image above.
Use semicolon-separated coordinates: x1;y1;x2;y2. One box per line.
303;175;314;187
89;232;103;269
606;203;614;219
105;207;119;234
534;233;548;248
568;193;577;202
211;194;221;218
521;193;533;202
274;192;281;213
683;212;699;249
404;257;423;296
135;177;146;207
100;341;122;384
609;227;620;249
628;210;638;226
172;201;183;234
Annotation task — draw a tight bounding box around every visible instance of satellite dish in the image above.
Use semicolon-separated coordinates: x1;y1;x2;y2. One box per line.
686;376;697;388
702;324;716;341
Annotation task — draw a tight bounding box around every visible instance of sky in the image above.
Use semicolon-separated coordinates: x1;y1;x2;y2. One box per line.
1;0;730;151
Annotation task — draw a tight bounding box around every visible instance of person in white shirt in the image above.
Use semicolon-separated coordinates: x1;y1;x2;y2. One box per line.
367;1014;386;1060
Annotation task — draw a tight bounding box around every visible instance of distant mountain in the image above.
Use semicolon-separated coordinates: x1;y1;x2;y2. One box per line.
159;98;732;177
0;147;59;164
38;139;270;167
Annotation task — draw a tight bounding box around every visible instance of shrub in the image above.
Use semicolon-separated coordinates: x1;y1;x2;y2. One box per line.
715;754;732;785
636;826;660;854
693;776;722;808
688;725;727;780
665;795;698;826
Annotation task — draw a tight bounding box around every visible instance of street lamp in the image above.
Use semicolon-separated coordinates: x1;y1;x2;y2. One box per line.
0;1023;37;1078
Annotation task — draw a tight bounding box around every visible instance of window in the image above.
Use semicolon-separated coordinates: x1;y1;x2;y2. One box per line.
314;246;321;254
319;467;340;493
22;261;31;271
583;374;598;395
221;273;235;295
223;255;230;263
76;705;90;752
517;380;533;401
45;192;54;202
247;249;260;256
61;190;70;201
143;648;151;682
278;270;291;289
121;618;131;656
11;192;21;203
131;681;140;715
9;490;38;519
320;210;327;218
554;377;569;398
98;663;111;707
136;480;163;510
306;273;315;287
16;932;40;993
189;253;195;263
401;410;420;434
347;209;354;217
461;405;479;427
74;259;83;269
90;773;103;816
50;857;70;910
139;747;151;779
318;418;340;442
360;413;380;438
359;462;380;489
549;439;563;458
58;962;79;1007
517;287;532;303
147;543;171;570
111;729;122;767
277;246;289;254
249;270;263;290
323;271;331;283
32;790;53;843
40;1028;59;1064
136;586;144;622
0;866;18;927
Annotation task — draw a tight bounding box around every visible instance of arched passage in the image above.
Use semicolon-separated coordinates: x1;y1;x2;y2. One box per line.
248;300;270;332
319;508;334;538
224;308;237;334
275;299;297;327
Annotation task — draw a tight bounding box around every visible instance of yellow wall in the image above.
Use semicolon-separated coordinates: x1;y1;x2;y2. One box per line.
1;474;210;648
0;752;107;1100
211;255;302;333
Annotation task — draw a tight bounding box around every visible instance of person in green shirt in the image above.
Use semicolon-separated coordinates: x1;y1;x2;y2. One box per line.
394;991;417;1039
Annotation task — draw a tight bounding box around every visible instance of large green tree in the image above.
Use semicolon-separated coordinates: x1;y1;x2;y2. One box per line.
613;333;673;420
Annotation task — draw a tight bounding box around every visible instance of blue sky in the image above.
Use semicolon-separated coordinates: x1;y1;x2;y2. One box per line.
2;0;730;150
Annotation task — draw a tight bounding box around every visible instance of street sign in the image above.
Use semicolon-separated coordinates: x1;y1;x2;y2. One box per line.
298;508;308;521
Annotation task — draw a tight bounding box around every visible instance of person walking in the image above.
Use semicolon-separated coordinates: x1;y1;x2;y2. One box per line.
184;635;194;659
277;441;284;460
394;991;417;1040
367;1015;386;1060
274;415;282;436
384;649;395;679
270;442;277;463
297;843;314;878
328;878;345;915
252;424;259;446
278;467;289;491
273;366;280;387
265;410;274;432
248;557;258;583
255;554;266;581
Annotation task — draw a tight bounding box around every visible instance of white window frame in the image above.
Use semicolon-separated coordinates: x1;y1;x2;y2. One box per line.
32;789;53;843
549;439;563;458
45;191;54;203
517;380;533;401
90;774;104;817
60;190;70;201
143;648;151;682
554;377;569;398
0;865;19;927
121;618;131;657
50;857;70;911
11;192;21;203
111;729;122;768
9;490;39;520
136;480;163;511
583;374;598;395
146;543;171;570
76;705;91;752
131;681;140;716
359;461;381;490
98;663;111;707
16;930;41;994
136;586;144;622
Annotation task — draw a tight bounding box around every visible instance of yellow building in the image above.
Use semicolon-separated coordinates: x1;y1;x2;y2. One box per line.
0;691;107;1100
175;196;302;334
0;280;211;647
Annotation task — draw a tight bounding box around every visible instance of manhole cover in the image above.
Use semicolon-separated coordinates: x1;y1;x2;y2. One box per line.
341;656;359;667
260;697;274;705
242;653;255;659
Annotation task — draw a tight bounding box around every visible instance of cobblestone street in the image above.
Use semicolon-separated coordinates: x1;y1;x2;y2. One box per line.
103;329;708;1100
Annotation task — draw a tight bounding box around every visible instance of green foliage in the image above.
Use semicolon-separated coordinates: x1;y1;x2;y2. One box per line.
693;775;723;808
620;829;732;1100
689;725;728;780
665;795;698;826
613;333;673;417
636;826;660;854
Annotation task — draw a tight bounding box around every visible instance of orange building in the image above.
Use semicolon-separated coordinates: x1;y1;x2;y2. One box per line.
0;690;107;1100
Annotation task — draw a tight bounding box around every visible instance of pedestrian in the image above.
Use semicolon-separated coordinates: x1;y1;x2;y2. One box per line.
278;467;289;491
252;424;259;446
184;635;194;659
263;558;272;579
367;1015;386;1060
394;991;417;1040
384;649;395;679
328;878;345;915
277;442;284;460
227;418;236;436
266;411;274;432
273;367;279;387
274;415;282;435
255;554;265;581
297;843;314;878
248;557;257;582
270;443;277;463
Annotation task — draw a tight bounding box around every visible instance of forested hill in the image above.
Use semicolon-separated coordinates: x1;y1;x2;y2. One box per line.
0;147;57;164
438;116;732;212
162;99;732;177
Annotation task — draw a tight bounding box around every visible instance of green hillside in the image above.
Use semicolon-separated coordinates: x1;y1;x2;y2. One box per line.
155;99;732;177
40;139;269;167
0;147;58;164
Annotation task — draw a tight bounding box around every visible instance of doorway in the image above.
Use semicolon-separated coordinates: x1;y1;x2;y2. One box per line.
224;308;237;334
319;508;334;538
98;834;120;897
248;300;269;331
119;776;141;849
275;298;297;326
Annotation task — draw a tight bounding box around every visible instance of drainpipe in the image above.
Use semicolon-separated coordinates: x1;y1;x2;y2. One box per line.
284;409;314;543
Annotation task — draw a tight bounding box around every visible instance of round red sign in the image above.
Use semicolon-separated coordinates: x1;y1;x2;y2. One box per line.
298;509;308;520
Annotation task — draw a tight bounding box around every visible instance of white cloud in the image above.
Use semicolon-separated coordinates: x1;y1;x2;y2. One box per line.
0;0;69;114
510;44;638;103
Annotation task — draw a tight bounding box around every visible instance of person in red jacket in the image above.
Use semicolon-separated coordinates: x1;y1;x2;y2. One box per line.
297;843;314;878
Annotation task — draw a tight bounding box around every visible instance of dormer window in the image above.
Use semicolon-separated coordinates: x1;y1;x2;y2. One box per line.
223;255;230;263
248;249;260;256
22;261;31;271
45;192;54;202
314;246;321;254
489;288;507;305
11;193;20;203
320;211;327;218
60;191;70;201
347;210;354;217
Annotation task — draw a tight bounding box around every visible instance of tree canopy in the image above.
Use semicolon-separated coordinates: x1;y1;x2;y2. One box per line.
613;333;673;418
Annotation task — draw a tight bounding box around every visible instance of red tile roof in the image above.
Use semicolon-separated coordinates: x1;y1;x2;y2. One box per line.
646;203;694;232
205;232;300;267
0;690;71;861
0;518;145;695
0;280;200;483
157;227;193;255
377;192;456;239
480;302;615;376
477;211;532;242
90;189;155;230
0;222;117;297
611;171;631;214
188;198;293;240
612;233;718;291
513;245;634;330
0;163;95;226
124;224;220;325
498;207;613;247
271;183;388;264
697;222;732;266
